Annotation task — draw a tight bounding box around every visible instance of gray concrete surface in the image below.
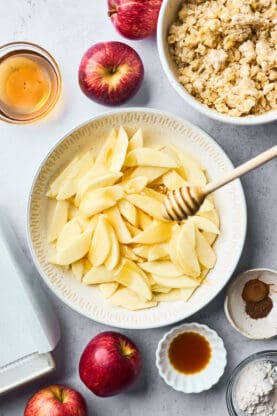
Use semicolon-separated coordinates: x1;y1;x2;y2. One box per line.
0;1;276;415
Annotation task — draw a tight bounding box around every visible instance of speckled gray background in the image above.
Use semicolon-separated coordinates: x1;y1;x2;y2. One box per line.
0;1;276;415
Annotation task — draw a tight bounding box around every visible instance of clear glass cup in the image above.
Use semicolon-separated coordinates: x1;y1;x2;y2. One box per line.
0;41;62;124
226;350;277;416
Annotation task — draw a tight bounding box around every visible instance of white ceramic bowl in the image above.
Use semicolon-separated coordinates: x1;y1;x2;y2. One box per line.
224;268;277;339
28;108;247;329
156;323;227;393
157;0;277;125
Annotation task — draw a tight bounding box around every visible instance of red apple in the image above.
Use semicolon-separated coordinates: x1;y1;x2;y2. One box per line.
108;0;163;40
78;42;144;106
24;385;87;416
79;331;142;397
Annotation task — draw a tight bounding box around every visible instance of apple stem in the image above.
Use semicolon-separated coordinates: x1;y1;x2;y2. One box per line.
60;388;65;403
50;386;65;403
108;9;117;17
119;339;134;359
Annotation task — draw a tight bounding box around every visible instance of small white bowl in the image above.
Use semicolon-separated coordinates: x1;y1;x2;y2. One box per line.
224;268;277;339
157;0;277;125
156;323;227;393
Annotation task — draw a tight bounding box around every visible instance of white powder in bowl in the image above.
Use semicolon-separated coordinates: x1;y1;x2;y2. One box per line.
235;360;277;415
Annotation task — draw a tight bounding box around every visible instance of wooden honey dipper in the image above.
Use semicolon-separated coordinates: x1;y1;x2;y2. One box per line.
163;145;277;221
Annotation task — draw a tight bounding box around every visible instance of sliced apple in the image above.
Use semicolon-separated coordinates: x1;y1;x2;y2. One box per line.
115;259;152;300
181;156;207;185
199;198;214;212
122;176;148;194
56;218;82;252
84;257;92;272
71;259;85;281
137;210;153;230
79;185;124;217
99;282;119;298
125;222;141;237
162;170;188;190
152;285;171;293
155;289;181;302
202;231;217;245
125;148;177;168
76;171;122;204
120;245;144;262
192;216;220;234
140;261;183;277
109;287;157;310
68;204;78;220
128;128;143;151
143;188;164;202
148;243;169;261
118;199;138;227
151;274;199;288
126;166;168;184
89;215;99;231
76;214;91;231
110;126;129;172
178;224;200;276
105;226;120;271
56;151;94;200
198;209;220;228
89;215;111;266
83;266;116;284
195;228;217;269
75;150;95;179
174;221;201;278
169;147;207;186
131;222;172;244
48;200;69;243
55;228;91;265
181;287;196;302
169;227;181;267
94;128;117;168
105;207;132;243
132;245;151;259
126;194;164;220
47;157;80;198
181;268;210;302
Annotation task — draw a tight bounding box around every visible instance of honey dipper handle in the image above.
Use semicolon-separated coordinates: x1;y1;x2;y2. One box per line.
204;145;277;195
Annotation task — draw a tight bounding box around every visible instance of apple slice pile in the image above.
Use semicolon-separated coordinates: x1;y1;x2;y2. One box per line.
47;126;220;311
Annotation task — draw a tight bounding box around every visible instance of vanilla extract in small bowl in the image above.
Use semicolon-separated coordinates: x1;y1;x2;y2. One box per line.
156;323;227;393
168;332;211;375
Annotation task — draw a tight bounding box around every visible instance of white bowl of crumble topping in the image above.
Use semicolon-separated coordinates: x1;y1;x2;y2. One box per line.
157;0;277;125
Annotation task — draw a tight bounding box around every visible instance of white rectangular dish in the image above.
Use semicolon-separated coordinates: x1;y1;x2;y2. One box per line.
0;215;60;394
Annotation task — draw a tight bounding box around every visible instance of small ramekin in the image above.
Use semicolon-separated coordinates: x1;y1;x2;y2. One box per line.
157;0;277;125
224;268;277;340
156;323;227;393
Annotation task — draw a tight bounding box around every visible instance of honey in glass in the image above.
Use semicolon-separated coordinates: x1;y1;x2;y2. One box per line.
0;42;61;124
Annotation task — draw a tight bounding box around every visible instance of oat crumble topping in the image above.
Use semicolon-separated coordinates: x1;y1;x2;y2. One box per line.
168;0;277;116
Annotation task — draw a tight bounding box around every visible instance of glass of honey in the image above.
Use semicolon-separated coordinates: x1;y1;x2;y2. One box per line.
0;42;61;124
